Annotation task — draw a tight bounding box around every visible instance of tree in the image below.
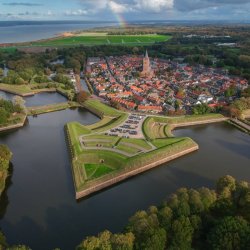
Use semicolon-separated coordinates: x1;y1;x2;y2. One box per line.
77;91;90;103
143;228;166;250
170;216;194;250
241;87;250;98
188;189;204;214
229;107;241;118
225;86;237;97
198;187;217;211
6;246;31;250
0;145;12;162
111;232;135;250
207;216;250;250
192;104;211;115
12;96;26;114
132;47;139;54
0;231;7;250
216;175;236;195
0;108;8;125
127;211;160;249
78;236;100;250
158;206;173;229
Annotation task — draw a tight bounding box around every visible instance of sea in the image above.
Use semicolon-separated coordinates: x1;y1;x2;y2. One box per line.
1;20;249;44
0;21;117;43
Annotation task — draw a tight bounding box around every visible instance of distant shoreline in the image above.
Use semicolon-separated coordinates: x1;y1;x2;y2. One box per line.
1;20;250;44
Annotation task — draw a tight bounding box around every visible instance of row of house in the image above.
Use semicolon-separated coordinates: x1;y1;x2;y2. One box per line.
86;55;249;114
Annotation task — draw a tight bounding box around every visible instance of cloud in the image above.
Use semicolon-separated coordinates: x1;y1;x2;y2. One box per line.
65;9;89;16
17;11;39;16
108;1;133;13
135;0;174;12
79;0;109;10
2;2;43;6
174;0;250;12
79;0;173;14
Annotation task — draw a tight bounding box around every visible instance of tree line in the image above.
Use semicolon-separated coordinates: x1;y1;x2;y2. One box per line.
77;175;250;250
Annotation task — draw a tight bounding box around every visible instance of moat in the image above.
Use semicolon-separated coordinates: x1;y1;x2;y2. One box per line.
0;93;249;250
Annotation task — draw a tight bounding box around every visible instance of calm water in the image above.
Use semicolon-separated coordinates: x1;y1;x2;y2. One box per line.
0;21;116;43
80;79;89;92
0;96;249;249
0;91;67;107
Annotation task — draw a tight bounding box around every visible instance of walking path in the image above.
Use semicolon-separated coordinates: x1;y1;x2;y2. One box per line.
79;146;139;157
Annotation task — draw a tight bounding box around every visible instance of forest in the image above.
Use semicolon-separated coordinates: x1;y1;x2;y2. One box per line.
77;175;250;250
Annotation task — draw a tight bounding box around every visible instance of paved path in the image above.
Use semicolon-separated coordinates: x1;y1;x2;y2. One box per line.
80;138;156;155
80;146;139;157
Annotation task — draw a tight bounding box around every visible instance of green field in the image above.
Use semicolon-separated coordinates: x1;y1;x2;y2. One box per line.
27;102;80;116
143;114;225;139
33;34;171;47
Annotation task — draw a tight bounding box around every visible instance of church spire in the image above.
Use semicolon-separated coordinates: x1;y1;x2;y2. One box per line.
145;50;148;58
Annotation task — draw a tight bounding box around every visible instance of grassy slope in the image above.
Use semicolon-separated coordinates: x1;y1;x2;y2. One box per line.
143;114;225;140
83;99;123;117
27;102;80;115
0;83;34;95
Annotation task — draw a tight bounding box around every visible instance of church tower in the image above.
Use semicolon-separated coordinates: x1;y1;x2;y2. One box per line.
141;50;154;78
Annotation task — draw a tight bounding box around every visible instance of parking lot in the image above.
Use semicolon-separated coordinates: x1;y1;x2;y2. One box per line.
106;113;147;139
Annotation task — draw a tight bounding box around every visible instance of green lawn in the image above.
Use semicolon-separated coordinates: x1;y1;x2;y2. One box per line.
27;102;79;115
152;138;185;148
67;122;91;156
83;99;122;117
86;117;115;130
84;164;113;179
142;117;167;140
0;47;17;52
115;144;141;155
143;114;225;140
120;138;152;150
0;83;33;95
91;165;114;179
33;34;171;47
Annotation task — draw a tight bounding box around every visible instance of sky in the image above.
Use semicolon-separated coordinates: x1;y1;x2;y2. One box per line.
0;0;250;22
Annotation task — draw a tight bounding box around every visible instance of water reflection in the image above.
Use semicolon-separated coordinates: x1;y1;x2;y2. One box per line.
0;91;67;107
0;164;13;220
0;112;249;250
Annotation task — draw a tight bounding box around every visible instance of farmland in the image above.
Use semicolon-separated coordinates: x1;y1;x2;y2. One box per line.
32;33;171;47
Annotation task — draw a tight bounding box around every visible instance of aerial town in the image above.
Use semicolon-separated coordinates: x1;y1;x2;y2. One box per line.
86;51;248;114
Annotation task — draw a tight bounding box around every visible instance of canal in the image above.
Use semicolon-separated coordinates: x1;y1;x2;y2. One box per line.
0;93;249;250
0;91;67;107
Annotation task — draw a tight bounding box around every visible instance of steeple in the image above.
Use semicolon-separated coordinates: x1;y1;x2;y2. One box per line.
141;49;154;78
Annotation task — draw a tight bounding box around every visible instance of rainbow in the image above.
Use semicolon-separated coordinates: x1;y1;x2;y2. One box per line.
114;13;128;28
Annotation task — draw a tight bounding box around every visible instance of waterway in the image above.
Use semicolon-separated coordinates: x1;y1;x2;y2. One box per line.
0;91;67;106
0;94;249;249
80;78;89;92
